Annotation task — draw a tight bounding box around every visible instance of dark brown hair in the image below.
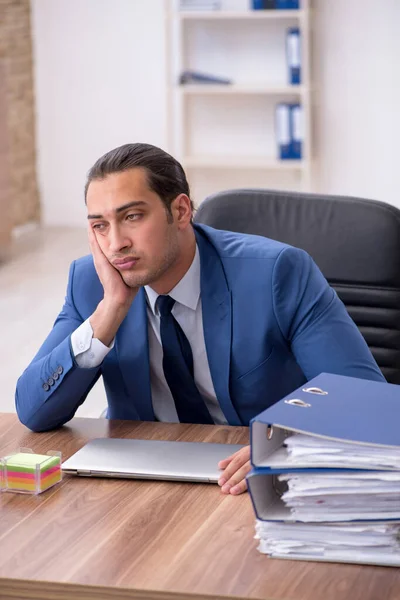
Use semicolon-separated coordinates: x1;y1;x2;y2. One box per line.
84;143;193;216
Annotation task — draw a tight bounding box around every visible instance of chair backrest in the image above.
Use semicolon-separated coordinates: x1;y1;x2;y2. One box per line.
194;189;400;384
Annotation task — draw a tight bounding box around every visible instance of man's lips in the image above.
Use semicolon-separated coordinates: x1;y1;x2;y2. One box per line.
112;257;139;270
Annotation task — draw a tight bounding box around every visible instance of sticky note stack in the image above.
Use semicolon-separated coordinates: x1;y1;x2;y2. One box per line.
1;452;62;494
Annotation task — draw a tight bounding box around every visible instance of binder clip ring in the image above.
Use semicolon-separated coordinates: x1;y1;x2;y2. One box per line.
302;387;328;395
266;425;274;440
284;398;311;408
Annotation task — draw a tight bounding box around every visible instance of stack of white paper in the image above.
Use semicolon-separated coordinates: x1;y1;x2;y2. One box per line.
279;471;400;521
283;434;400;470
255;520;400;565
254;433;400;565
264;433;400;470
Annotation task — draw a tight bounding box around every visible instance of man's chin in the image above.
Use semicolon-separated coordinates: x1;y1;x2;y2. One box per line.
122;276;144;289
121;272;150;289
120;262;173;290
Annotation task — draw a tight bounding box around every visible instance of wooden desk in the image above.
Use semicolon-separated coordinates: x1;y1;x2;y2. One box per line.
0;414;399;600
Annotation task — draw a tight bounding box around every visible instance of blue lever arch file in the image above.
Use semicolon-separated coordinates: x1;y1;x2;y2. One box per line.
277;0;300;7
250;373;400;469
252;0;276;8
275;103;291;159
250;373;400;467
286;27;301;85
247;374;400;566
290;103;302;159
247;464;400;566
252;0;272;8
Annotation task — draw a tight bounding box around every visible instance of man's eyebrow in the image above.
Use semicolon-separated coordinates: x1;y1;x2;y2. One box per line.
87;201;148;220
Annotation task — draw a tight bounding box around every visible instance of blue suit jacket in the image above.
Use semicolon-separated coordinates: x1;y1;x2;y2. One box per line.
16;224;385;431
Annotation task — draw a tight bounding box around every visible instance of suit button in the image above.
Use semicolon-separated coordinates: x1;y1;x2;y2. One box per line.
53;372;59;381
57;366;63;375
43;382;50;392
47;377;55;386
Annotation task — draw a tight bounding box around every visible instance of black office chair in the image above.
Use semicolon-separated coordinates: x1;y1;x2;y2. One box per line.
194;189;400;384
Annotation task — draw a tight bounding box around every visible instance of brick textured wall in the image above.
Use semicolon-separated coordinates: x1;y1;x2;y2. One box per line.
0;60;11;258
0;0;40;227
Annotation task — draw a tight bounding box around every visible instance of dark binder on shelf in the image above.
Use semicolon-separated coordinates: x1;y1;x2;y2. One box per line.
252;0;300;11
252;0;276;9
286;27;301;85
275;103;292;160
290;103;302;159
276;0;289;7
277;0;300;8
179;70;232;85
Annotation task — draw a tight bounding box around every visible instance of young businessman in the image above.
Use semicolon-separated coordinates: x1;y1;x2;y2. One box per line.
15;143;385;495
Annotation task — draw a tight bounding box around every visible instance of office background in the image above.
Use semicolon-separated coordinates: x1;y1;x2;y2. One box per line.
0;0;399;416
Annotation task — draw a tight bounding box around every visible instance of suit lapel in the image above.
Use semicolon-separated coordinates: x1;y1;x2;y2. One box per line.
195;227;242;425
115;288;154;421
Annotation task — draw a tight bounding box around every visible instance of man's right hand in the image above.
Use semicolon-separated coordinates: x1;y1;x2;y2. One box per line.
88;225;138;346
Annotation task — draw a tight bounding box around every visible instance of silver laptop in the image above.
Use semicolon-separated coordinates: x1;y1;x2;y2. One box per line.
62;438;246;483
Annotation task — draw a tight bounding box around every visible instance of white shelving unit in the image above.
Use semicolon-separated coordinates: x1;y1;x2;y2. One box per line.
184;156;304;169
179;84;307;95
167;0;312;204
178;9;306;19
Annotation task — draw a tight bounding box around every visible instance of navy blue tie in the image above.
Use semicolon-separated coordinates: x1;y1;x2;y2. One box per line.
157;295;213;424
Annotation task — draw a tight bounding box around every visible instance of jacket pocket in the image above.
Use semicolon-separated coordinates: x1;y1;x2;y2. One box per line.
236;347;275;381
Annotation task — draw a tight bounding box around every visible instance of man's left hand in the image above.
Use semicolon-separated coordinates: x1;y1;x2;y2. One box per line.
218;445;251;495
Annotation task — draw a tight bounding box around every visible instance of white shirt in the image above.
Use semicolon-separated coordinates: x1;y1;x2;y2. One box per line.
70;246;227;424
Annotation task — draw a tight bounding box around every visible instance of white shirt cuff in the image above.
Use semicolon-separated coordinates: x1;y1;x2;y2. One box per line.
71;319;114;368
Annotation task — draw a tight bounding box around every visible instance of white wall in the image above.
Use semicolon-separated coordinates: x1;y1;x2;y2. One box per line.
31;0;168;227
313;0;400;206
31;0;400;226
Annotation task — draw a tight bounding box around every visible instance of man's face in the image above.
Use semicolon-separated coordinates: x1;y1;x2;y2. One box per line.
86;168;184;290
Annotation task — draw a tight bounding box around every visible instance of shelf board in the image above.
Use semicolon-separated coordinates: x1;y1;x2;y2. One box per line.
183;156;305;170
177;10;304;20
178;84;305;96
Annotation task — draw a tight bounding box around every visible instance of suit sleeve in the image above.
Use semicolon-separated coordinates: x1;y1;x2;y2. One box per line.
15;261;102;432
272;246;386;383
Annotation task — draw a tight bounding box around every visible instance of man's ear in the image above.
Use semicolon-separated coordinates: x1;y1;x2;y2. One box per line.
171;194;192;227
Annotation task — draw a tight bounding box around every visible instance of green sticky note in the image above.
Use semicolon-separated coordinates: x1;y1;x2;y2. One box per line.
5;453;60;473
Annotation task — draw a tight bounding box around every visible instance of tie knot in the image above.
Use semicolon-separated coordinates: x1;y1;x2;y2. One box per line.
157;295;175;317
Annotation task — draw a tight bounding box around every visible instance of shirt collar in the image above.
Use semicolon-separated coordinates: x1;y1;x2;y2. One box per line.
145;245;200;316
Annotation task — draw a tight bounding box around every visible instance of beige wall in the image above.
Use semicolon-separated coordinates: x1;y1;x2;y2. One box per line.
0;0;40;229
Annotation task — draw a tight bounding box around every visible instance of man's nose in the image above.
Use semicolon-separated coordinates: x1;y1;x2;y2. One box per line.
108;225;131;253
